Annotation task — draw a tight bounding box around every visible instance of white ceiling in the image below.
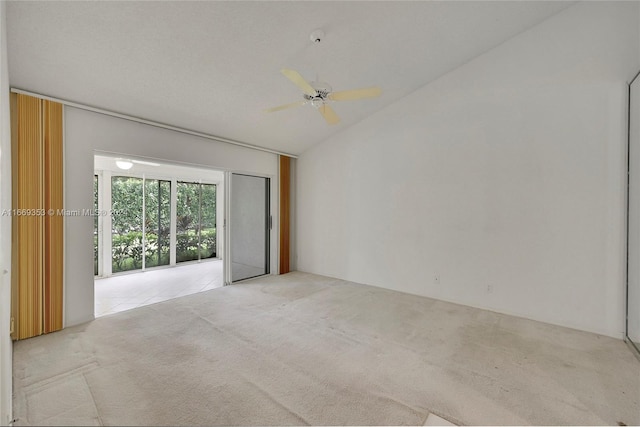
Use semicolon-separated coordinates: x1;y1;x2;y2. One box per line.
7;1;574;156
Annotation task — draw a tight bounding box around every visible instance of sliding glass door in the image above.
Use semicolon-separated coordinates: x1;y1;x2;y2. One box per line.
111;177;144;273
199;184;217;260
144;179;171;268
230;173;270;282
176;182;217;263
110;176;171;273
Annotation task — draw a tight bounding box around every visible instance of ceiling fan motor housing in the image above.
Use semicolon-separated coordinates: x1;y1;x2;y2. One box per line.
305;81;332;107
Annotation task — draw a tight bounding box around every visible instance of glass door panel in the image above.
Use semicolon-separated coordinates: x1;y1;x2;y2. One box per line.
144;179;171;268
230;174;269;282
199;184;217;260
176;182;217;263
111;176;143;273
176;182;201;263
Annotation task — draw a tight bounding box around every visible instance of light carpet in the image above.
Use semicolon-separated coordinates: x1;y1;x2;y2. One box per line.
12;272;640;425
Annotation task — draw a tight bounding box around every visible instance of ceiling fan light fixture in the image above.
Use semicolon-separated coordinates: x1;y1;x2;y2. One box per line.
310;97;324;109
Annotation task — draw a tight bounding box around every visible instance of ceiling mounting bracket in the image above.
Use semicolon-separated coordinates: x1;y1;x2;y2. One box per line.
310;29;325;44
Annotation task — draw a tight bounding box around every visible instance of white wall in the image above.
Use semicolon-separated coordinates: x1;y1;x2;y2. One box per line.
0;1;11;424
297;1;639;338
65;107;279;326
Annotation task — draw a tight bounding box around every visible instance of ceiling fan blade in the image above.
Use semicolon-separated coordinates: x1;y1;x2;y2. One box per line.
281;69;317;96
319;104;340;125
328;86;382;101
264;100;307;113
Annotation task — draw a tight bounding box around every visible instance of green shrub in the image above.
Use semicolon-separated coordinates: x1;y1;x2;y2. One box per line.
112;228;215;271
176;228;216;262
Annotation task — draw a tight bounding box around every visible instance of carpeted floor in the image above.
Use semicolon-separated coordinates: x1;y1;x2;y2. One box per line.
12;272;640;426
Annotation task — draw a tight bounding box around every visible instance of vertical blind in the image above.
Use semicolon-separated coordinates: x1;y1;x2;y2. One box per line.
11;93;64;340
279;155;290;274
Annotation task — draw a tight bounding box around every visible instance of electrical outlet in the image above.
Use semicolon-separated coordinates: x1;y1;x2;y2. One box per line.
434;274;440;284
487;284;493;294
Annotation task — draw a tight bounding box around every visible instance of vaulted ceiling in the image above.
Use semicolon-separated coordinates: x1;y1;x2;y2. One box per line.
7;1;574;155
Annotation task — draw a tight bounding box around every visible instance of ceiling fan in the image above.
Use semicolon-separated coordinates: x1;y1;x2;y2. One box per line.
266;69;381;125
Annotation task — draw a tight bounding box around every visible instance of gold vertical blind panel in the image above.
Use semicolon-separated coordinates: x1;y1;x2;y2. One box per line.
43;100;64;334
279;156;290;274
11;94;64;340
12;94;44;339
